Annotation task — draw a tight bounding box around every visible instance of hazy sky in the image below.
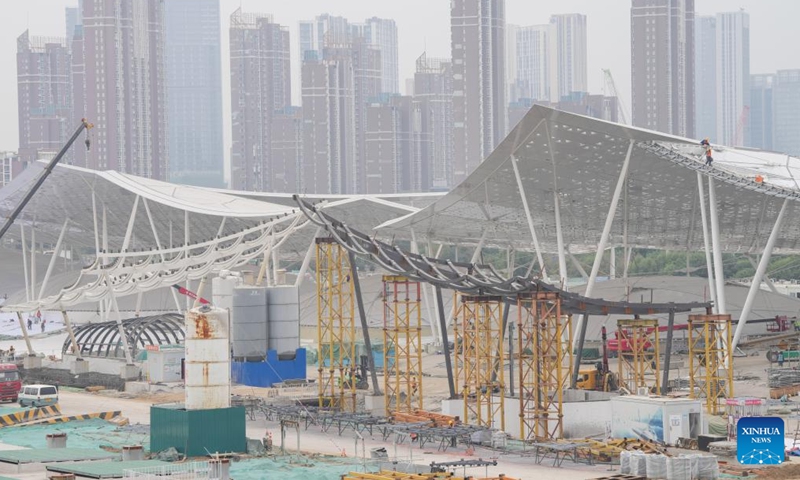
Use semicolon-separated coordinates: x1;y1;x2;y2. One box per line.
1;0;798;166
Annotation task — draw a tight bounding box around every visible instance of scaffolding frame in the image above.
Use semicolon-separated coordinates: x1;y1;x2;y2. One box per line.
452;291;464;395
316;238;356;412
616;319;660;394
382;275;423;414
457;295;504;429
517;292;570;441
688;314;733;415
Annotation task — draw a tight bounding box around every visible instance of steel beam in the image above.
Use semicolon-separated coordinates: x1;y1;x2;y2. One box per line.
435;286;456;399
733;198;790;351
349;251;381;396
62;310;82;360
661;309;675;395
38;218;69;300
511;155;546;278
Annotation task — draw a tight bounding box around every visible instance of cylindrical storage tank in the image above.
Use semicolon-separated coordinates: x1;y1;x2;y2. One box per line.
185;306;230;410
232;286;268;360
122;445;144;461
267;286;300;354
46;433;67;448
212;274;240;312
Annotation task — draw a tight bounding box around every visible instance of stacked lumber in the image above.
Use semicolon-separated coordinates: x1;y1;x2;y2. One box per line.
391;409;460;427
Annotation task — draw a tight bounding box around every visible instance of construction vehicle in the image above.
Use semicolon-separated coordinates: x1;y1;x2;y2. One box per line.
577;326;618;391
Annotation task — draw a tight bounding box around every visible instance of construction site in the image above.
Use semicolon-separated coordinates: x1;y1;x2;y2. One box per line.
2;106;800;479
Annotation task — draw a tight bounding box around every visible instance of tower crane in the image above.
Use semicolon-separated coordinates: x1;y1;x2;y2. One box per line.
603;69;630;125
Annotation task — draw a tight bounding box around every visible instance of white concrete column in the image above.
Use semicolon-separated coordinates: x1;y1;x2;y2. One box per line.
21;225;30;303
295;227;322;288
707;177;727;314
16;312;34;355
39;218;69;300
510;155;547;279
732;199;790;350
696;172;717;308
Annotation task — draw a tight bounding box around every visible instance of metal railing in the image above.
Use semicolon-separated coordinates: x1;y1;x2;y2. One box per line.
123;462;210;479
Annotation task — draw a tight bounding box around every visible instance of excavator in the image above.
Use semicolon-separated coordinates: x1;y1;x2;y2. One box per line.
576;326;618;392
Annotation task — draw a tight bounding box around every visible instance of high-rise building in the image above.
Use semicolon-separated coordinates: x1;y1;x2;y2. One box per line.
749;73;774;151
229;9;291;192
298;14;350;61
65;4;80;47
356;18;399;94
451;0;506;183
715;10;749;146
505;24;518;104
70;25;85;168
631;0;695;137
774;70;800;157
549;14;587;102
269;107;303;193
164;0;224;188
77;0;167;179
514;24;553;102
301;50;356;194
413;53;453;191
1;152;21;188
364;95;414;193
694;15;716;141
16;31;72;167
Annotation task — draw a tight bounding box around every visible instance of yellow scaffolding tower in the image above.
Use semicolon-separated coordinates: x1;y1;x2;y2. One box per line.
616;319;660;394
688;314;733;415
458;295;504;429
383;275;423;414
316;238;356;412
517;292;570;441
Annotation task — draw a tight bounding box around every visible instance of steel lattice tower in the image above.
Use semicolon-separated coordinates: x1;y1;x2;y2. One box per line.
316;238;356;412
382;275;423;414
688;314;733;415
617;319;660;394
517;292;569;440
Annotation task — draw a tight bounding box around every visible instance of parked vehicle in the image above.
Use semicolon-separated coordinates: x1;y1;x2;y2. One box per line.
18;384;58;407
0;364;21;402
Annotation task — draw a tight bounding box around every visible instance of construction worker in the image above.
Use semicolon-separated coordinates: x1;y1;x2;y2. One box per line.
704;144;714;167
700;137;710;147
793;318;800;332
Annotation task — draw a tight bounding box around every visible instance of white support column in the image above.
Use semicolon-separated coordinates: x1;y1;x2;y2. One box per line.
30;226;36;301
624;247;634;279
412;229;439;344
510;155;547;278
120;196;140;254
16;312;34;355
574;139;634;350
21;225;30;303
216;217;227;237
108;290;134;365
430;242;445;344
295;227;322;288
747;256;780;294
733;199;790;350
91;191;100;254
62;310;82;360
134;292;143;317
39;218;69;300
256;228;273;287
471;228;489;264
272;245;280;285
568;251;589;280
554;191;568;288
142;198;183;313
707;177;727;314
610;247;617;280
193;276;209;309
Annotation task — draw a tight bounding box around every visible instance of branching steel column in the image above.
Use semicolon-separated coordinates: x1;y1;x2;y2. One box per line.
316;238;356;412
295;227;322;288
546;124;568;288
511;155;546;278
518;292;566;440
16;312;34;355
62;310;82;360
21;225;30;303
349;251;381;395
733;199;789;351
38;218;69;300
696;172;718;308
142;198;183;313
707;177;727;314
574;139;634;350
688;313;733;415
382;276;422;414
617;319;660;394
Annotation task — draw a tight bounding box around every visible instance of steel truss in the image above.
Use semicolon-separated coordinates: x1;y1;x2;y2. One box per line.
457;295;504;429
382;275;423;414
617;319;660;394
688;314;733;415
316;238;356;412
518;292;569;441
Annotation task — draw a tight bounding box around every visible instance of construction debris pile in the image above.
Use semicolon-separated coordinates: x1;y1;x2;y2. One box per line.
767;368;800;398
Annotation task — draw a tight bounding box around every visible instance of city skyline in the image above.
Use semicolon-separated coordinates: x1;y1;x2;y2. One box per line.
1;0;799;185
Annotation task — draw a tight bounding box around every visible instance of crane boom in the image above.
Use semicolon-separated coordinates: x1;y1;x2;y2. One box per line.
0;119;93;241
603;69;630;125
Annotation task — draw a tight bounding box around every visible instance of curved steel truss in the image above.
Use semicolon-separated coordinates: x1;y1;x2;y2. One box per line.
62;313;185;359
295;196;710;316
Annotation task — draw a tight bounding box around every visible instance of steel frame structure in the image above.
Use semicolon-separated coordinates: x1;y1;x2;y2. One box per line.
457;295;504;429
382;275;423;414
616;319;660;394
688;313;734;415
517;291;569;441
316;238;356;412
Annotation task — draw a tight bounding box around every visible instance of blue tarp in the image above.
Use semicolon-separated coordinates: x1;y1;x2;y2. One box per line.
231;349;306;387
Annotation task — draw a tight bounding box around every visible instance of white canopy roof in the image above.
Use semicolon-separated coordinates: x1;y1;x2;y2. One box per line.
378;105;800;254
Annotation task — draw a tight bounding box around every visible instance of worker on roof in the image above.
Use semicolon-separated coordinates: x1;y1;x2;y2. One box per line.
704;144;714;167
700;137;710;146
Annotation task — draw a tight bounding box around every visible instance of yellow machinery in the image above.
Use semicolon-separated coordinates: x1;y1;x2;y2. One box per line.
456;295;504;429
616;319;660;394
316;238;356;412
383;275;423;414
688;313;733;415
517;291;570;441
576;366;616;392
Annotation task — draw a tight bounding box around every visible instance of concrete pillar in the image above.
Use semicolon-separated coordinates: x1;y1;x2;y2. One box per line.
46;433;67;448
122;445;144;461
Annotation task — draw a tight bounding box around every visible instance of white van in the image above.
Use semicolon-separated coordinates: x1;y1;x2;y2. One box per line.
18;384;58;407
